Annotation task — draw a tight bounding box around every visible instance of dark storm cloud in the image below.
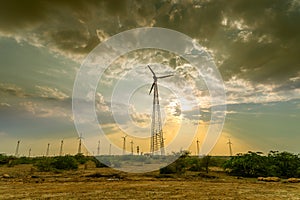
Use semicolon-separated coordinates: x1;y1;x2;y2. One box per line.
218;0;300;83
0;0;299;85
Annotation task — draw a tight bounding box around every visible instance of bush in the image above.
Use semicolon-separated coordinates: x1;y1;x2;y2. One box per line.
223;151;268;177
0;154;14;166
52;156;78;170
35;158;53;172
267;151;300;178
223;151;300;178
159;151;220;175
74;153;89;164
35;156;78;172
160;152;189;175
187;157;202;172
8;156;35;167
160;163;177;174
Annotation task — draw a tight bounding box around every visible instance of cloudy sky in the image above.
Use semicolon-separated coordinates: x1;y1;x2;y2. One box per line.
0;0;299;156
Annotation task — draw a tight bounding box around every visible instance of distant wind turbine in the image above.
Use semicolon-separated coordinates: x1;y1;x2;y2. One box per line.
122;135;127;155
97;140;100;155
227;139;233;156
59;140;64;156
46;143;50;157
78;133;84;155
15;140;20;157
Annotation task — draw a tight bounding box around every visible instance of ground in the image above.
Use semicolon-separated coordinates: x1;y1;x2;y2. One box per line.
0;164;299;199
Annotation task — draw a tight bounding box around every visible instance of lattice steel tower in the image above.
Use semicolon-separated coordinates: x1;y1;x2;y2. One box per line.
147;65;173;155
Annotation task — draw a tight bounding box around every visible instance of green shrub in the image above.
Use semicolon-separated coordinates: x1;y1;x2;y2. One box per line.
0;154;11;165
35;158;53;172
74;153;89;164
52;156;78;170
160;154;188;175
34;156;78;172
160;163;177;174
223;151;300;178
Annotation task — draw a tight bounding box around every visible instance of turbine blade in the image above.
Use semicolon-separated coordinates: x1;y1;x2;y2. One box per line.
147;65;155;76
157;74;173;79
149;82;155;95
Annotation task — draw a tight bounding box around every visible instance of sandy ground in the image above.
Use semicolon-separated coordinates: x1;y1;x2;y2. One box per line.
0;165;299;199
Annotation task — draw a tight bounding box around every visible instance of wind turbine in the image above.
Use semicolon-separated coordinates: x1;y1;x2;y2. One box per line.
59;140;64;156
46;143;50;157
130;140;134;155
97;140;100;155
147;65;173;155
15;140;20;157
78;133;84;155
227;138;233;156
109;143;112;155
122;135;127;155
196;138;200;156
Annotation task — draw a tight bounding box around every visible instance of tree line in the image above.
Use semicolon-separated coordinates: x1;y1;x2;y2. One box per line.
223;151;300;178
1;150;299;178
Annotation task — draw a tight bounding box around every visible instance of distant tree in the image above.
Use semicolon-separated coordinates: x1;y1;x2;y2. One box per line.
201;155;211;173
223;151;267;177
160;151;190;175
223;151;300;178
267;151;300;178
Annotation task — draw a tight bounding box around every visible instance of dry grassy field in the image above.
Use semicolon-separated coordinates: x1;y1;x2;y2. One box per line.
0;164;299;199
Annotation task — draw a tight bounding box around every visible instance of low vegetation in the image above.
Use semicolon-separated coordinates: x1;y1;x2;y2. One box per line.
159;151;226;175
1;150;299;178
223;151;300;178
0;153;107;172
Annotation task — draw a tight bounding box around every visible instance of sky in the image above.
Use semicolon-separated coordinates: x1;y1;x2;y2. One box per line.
0;0;299;156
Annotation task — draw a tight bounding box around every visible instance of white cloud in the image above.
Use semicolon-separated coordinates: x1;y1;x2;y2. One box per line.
225;76;300;105
35;85;69;100
96;92;109;112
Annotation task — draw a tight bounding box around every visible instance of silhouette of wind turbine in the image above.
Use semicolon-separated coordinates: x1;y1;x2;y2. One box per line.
147;65;173;155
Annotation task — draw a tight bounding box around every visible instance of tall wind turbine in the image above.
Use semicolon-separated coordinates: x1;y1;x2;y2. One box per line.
147;65;173;155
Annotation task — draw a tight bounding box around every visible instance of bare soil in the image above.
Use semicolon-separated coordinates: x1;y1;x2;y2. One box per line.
0;164;299;199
